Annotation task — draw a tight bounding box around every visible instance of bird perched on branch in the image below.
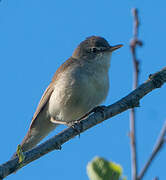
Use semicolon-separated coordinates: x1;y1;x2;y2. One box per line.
12;36;123;157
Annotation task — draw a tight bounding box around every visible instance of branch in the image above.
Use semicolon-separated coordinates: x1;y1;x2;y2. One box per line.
138;121;166;179
129;8;143;180
153;177;159;180
0;67;166;179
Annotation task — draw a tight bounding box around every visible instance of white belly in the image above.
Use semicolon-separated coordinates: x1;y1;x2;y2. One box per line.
48;68;109;122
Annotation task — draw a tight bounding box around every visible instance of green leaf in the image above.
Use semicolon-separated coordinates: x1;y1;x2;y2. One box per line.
16;144;25;163
87;157;125;180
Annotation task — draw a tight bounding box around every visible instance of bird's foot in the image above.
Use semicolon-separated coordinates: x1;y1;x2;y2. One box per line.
67;106;107;137
67;120;83;138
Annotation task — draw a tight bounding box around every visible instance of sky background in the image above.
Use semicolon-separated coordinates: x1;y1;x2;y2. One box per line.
0;0;166;180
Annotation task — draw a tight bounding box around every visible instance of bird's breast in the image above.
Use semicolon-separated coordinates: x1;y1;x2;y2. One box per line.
48;62;109;122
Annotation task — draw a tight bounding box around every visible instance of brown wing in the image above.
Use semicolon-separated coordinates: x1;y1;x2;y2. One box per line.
30;57;78;125
15;82;56;154
30;82;54;126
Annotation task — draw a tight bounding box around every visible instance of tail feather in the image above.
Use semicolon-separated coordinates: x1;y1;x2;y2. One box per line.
11;113;58;159
21;122;57;152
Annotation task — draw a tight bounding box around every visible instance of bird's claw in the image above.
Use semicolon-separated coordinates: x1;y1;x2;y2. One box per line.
67;120;83;138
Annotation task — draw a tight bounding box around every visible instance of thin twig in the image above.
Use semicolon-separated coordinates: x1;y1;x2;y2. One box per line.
0;66;166;179
130;8;143;180
153;177;159;180
138;121;166;180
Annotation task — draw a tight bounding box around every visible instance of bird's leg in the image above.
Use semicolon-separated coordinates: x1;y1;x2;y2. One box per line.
51;106;106;137
51;117;82;137
67;105;107;136
50;117;69;125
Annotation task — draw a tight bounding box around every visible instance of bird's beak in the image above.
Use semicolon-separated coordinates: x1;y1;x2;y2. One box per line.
108;44;123;52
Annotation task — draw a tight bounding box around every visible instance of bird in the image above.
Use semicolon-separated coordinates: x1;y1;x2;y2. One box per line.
13;36;123;157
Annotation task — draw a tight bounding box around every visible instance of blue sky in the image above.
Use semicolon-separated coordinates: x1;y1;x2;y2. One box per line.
0;0;166;180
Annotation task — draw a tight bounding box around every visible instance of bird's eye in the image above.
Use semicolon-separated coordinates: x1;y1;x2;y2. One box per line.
87;47;105;53
91;47;97;53
88;47;98;53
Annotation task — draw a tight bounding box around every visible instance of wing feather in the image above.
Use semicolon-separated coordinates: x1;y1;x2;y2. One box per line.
30;83;54;126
